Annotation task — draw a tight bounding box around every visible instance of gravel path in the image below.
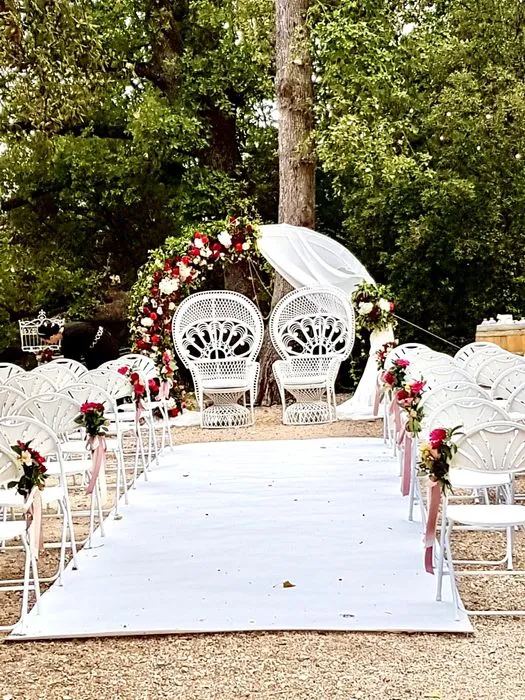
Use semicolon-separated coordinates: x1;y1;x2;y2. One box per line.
1;406;524;700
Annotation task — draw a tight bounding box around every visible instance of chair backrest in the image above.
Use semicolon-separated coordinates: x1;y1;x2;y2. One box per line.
46;358;88;380
419;381;488;416
83;369;134;401
18;309;65;353
30;364;79;389
5;372;57;396
0;444;20;487
454;341;502;366
0;415;61;462
491;365;525;400
60;383;120;418
269;286;354;360
0;362;25;383
101;354;157;380
420;364;473;390
475;353;525;389
0;386;27;417
18;394;83;439
506;382;525;417
173;290;264;367
453;421;525;474
462;345;507;376
384;343;430;369
426;397;509;433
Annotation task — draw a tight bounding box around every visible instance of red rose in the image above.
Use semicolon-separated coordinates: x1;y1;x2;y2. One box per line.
211;242;222;252
151;334;160;345
164;260;171;271
134;383;146;397
168;407;180;417
153;272;162;283
246;224;253;232
148;378;160;394
382;370;395;385
149;312;157;321
181;256;190;265
411;380;426;395
234;243;243;252
394;358;410;368
396;388;410;401
136;339;147;350
229;216;237;223
429;428;447;448
194;231;202;239
118;366;129;375
390;302;396;312
172;267;179;276
201;235;209;244
152;286;159;295
189;247;200;257
130;371;140;383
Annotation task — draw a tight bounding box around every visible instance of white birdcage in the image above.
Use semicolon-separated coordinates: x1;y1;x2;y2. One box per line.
18;310;65;354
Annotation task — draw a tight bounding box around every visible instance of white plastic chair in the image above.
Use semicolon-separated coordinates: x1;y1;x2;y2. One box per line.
269;286;354;425
172;290;264;428
462;345;507;377
384;343;429;368
47;358;88;380
30;364;79;389
419;382;489;426
475;353;525;389
419;364;474;390
0;446;41;631
436;421;525;618
5;372;57;396
0;363;25;383
0;416;79;582
454;341;502;366
102;354;173;450
491;365;525;400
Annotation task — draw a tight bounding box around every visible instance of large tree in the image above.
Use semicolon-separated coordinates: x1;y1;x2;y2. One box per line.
257;0;316;404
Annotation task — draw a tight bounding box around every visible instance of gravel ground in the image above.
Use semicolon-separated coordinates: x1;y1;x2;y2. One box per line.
1;404;525;700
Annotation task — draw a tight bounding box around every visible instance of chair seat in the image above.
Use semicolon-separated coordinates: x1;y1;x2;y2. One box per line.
0;486;65;508
450;468;511;489
282;375;328;387
0;520;27;541
62;438;120;454
46;458;91;476
202;379;250;391
447;504;525;528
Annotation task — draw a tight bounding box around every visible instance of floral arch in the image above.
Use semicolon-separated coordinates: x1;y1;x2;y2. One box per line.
128;216;264;405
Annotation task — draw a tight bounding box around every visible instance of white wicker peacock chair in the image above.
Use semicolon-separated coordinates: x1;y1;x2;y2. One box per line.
270;285;355;425
172;291;264;428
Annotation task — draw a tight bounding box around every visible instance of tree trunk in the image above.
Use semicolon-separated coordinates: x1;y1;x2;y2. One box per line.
257;0;315;405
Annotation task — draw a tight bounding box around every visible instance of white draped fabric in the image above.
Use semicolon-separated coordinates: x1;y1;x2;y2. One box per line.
258;224;374;294
257;223;384;422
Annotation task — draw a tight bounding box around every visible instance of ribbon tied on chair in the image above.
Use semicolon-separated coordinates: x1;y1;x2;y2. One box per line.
86;435;107;495
424;479;442;574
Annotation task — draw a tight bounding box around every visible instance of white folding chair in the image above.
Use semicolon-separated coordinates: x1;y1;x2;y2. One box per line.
30;364;79;389
5;372;57;396
0;362;25;383
0;446;41;631
454;341;502;366
491;365;525;401
436;422;525;618
47;358;88;380
0;386;28;418
475;353;525;390
506;382;525;422
462;345;507;377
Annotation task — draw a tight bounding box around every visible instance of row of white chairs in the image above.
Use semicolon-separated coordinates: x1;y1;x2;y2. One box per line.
383;340;525;618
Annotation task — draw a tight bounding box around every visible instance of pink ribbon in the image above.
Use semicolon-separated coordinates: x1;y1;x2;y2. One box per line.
389;399;402;436
26;490;44;558
400;432;412;497
159;381;170;400
86;435;106;495
135;399;144;430
424;480;442;574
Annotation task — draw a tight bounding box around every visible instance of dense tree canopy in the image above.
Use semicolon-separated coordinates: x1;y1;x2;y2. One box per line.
1;0;524;355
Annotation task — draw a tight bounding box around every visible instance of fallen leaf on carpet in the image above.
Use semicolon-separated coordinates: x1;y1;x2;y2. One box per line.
282;580;295;588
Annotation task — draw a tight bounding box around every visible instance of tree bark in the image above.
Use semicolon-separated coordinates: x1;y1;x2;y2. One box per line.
257;0;315;405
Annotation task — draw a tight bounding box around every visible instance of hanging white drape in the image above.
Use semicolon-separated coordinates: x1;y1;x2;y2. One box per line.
258;223;383;421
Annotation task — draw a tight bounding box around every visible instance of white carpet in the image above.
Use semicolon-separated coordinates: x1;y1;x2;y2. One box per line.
10;438;472;640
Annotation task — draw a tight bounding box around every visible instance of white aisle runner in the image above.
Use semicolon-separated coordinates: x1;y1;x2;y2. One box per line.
10;438;471;640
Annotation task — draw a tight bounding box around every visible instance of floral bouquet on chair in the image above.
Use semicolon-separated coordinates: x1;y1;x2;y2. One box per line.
395;380;426;436
352;282;397;333
8;441;47;498
74;402;109;438
418;426;462;493
380;357;410;396
376;340;398;370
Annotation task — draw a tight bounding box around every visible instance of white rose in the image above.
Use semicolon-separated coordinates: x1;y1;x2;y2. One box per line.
378;298;391;312
201;246;211;258
218;231;232;248
178;263;191;282
141;317;154;328
157;306;163;315
242;241;250;250
159;278;179;296
193;238;203;249
193;256;201;264
358;302;374;316
168;302;176;311
142;295;149;303
150;299;157;308
21;450;32;466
